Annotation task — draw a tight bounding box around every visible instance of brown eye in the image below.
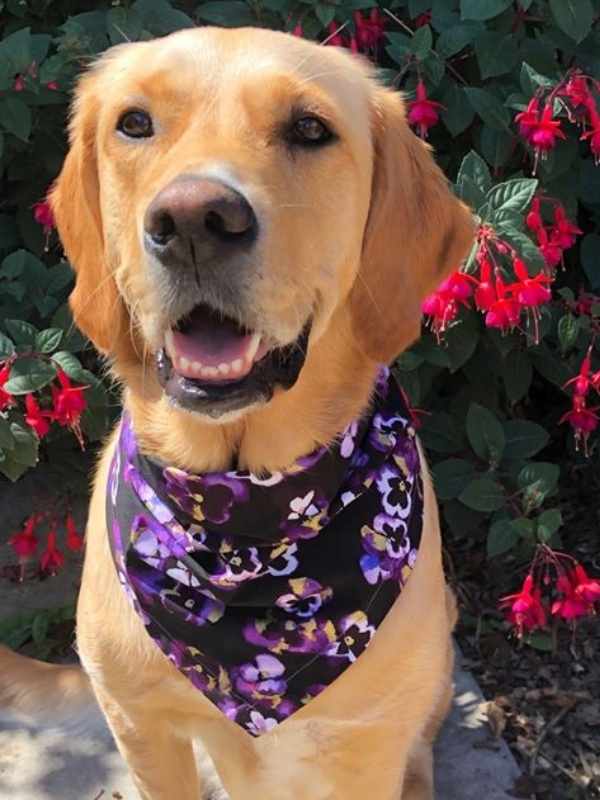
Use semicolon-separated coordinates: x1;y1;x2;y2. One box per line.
117;110;154;139
292;116;332;145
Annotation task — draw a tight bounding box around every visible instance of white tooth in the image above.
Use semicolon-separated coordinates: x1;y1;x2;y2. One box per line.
231;359;243;374
192;361;203;375
245;332;262;365
218;362;230;376
165;329;175;355
179;356;190;371
201;366;219;378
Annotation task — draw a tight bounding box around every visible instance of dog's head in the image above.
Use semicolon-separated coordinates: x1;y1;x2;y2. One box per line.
51;27;474;421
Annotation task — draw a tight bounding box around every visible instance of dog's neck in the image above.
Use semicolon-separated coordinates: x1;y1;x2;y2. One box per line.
125;315;380;474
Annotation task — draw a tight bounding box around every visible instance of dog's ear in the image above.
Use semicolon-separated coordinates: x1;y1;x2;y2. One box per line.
349;87;475;363
50;74;125;355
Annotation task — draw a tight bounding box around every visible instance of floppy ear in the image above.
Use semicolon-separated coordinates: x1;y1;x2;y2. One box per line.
50;74;126;355
349;87;475;363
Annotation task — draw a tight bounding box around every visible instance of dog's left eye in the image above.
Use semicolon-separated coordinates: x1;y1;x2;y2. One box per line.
291;116;332;146
117;110;154;139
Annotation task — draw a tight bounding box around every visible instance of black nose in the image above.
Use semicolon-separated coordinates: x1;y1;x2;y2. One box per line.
144;176;257;263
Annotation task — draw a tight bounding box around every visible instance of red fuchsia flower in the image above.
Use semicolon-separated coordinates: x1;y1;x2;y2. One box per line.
0;364;15;412
407;80;443;139
574;291;599;316
291;23;303;37
353;8;385;53
561;74;592;110
46;81;59;91
13;75;25;92
510;258;552;308
65;513;84;552
516;102;566;172
50;370;87;428
499;574;547;637
580;107;600;165
437;272;474;303
422;293;459;342
473;257;497;311
348;35;359;54
560;394;599;454
563;347;594;397
414;11;432;28
551;572;589;621
485;275;522;333
525;197;543;233
551;205;582;250
40;528;65;576
8;514;39;562
24;393;51;439
514;97;540;140
534;224;563;271
571;564;600;608
32;199;55;235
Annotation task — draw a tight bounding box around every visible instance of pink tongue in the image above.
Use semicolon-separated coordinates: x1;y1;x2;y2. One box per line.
171;308;252;368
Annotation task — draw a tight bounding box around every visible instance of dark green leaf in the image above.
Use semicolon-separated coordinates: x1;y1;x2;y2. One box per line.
455;175;487;211
537;508;562;543
466;402;506;463
487;518;520;558
443;500;485;537
441;83;475;137
0;27;32;73
557;314;580;353
0;96;32;142
549;0;593;43
0;454;31;482
4;319;38;346
409;25;433;60
474;32;518;79
503;350;533;404
519;462;560;509
445;312;481;372
9;422;39;466
396;351;424;371
432;458;475;500
485;178;538;215
420;411;464;453
4;358;57;395
524;632;553;652
520;62;554;96
459;478;505;512
51;351;87;382
0;418;14;450
503;420;548;459
581;234;600;290
107;7;144;44
196;1;256;26
479;126;515;170
0;332;15;358
31;614;49;646
457;150;492;193
35;328;64;355
460;0;512;20
579;159;600;207
436;22;481;58
464;87;511;131
315;5;336;27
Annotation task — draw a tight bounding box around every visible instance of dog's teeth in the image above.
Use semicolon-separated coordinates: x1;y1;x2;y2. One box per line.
179;356;190;371
218;362;230;376
201;366;219;378
231;359;243;375
191;361;203;375
245;332;262;365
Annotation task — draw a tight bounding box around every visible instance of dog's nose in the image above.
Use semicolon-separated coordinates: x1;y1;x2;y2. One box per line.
144;176;257;260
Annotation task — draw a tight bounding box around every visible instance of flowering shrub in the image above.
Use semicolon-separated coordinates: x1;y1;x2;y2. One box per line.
1;1;600;644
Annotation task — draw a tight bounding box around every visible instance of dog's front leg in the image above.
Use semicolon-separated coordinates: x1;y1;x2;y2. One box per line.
93;683;203;800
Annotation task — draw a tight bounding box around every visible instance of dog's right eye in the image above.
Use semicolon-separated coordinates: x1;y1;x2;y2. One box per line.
117;110;154;139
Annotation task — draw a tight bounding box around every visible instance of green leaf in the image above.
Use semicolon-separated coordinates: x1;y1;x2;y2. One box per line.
441;83;475;137
519;462;560;509
0;417;14;450
1;249;27;279
432;458;475;500
4;358;57;395
35;328;64;355
444;312;480;371
457;150;492;194
520;62;554;96
0;97;32;141
396;351;424;371
460;0;512;21
485;178;538;215
0;27;32;73
315;5;336;27
530;345;572;388
524;631;553;652
479;126;515;170
4;319;38;346
474;32;518;79
487;518;520;558
557;314;580;353
0;332;15;358
503;350;533;404
537;508;562;544
459;478;505;512
31;614;49;646
503;421;549;459
9;422;39;466
494;228;546;272
51;351;87;382
196;1;256;26
107;7;144;44
436;22;481;58
466;402;505;464
464;87;511;131
420;411;464;453
581;234;600;290
0;454;31;482
549;0;593;44
455;175;486;210
409;25;433;60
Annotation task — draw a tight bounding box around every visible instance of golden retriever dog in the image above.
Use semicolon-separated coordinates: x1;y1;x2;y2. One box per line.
0;26;474;800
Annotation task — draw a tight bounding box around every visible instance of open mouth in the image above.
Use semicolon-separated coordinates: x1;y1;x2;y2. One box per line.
156;304;311;417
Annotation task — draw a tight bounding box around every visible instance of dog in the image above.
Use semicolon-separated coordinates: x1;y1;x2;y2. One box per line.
0;26;474;800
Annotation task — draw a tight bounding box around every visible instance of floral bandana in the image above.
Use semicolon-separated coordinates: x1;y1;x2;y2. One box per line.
107;368;423;737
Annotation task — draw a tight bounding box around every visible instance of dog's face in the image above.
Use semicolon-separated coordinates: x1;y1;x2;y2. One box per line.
51;27;473;421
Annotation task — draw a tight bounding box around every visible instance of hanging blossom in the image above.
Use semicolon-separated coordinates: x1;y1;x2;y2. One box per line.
560;345;600;455
407;80;444;139
322;10;385;57
40;527;65;576
65;512;84;552
0;363;15;411
32;196;55;235
525;196;581;272
500;545;600;637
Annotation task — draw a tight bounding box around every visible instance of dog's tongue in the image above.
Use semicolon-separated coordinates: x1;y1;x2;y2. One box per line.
165;305;265;382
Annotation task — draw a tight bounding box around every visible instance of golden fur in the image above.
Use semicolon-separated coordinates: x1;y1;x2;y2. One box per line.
0;27;474;800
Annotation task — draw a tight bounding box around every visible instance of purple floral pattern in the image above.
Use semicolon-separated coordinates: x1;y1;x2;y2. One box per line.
106;368;423;737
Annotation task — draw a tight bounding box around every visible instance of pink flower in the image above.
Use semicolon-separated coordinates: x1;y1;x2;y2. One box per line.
0;364;15;412
13;75;25;92
551;573;589;621
9;515;39;562
65;513;84;552
46;81;59;91
353;8;385;52
291;24;303;37
24;394;51;439
510;258;552;308
529;104;566;152
40;528;65;575
571;564;600;607
422;292;459;341
560;395;599;453
32;199;55;234
525;197;543;233
560;74;591;109
484;276;521;332
407;80;443;139
437;272;474;303
550;205;581;250
514;97;540;140
563;347;593;397
474;258;496;311
499;574;547;637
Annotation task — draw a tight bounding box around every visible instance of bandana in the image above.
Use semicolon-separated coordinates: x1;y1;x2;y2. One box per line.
107;368;423;738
